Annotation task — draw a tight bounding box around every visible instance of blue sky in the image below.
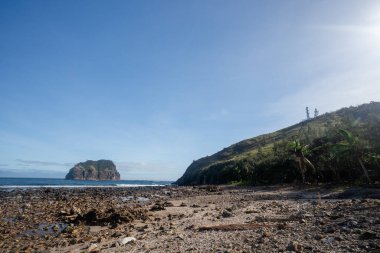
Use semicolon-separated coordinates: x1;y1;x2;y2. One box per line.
1;1;380;180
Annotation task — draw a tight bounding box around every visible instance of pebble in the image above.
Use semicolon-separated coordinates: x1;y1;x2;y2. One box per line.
221;209;233;218
286;241;302;252
87;243;98;252
324;226;335;233
120;236;137;245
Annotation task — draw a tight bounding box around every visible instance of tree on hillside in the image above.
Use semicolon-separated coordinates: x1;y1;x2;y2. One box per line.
314;108;319;117
289;140;315;183
306;107;310;120
332;129;372;183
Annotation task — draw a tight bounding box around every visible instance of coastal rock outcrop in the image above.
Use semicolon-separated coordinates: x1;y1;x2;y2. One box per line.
65;160;120;180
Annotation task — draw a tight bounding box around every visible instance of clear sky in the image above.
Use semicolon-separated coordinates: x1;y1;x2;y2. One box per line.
1;1;380;180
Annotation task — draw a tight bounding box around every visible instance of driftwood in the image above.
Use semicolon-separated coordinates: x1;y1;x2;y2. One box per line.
198;223;275;231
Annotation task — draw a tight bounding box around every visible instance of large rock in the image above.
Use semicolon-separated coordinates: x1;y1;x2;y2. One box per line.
65;160;120;180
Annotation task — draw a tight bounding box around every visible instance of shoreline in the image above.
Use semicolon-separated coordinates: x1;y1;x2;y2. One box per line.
1;185;379;252
0;184;167;189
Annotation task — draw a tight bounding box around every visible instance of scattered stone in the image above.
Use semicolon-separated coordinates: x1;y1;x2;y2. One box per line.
277;223;287;230
286;241;302;252
120;237;137;245
221;209;233;218
150;203;165;211
111;241;121;248
255;216;268;222
324;226;335;233
163;201;174;207
262;231;272;238
112;231;122;237
257;236;269;244
87;243;98;252
1;185;379;252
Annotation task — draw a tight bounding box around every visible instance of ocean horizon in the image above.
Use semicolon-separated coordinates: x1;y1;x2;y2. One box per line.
0;177;173;189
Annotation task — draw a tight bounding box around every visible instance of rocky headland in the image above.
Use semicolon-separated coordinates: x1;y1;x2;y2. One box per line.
65;160;120;180
176;102;380;186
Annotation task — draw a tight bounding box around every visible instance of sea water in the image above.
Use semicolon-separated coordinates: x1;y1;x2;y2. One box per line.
0;178;172;188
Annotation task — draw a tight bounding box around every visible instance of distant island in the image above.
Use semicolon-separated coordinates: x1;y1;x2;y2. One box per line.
65;160;120;180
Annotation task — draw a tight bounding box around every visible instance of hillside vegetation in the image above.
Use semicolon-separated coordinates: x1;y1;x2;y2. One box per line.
176;102;380;185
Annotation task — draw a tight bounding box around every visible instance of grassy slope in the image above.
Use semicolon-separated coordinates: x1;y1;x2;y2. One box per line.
176;102;380;185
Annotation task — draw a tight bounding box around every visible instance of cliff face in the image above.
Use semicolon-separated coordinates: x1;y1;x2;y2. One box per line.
65;160;120;180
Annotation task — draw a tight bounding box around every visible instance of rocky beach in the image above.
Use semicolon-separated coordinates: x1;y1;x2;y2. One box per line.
0;185;379;252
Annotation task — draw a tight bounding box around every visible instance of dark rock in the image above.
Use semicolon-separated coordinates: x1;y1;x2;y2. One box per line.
65;207;147;227
163;201;174;207
112;232;122;238
324;226;335;233
222;209;233;218
286;241;302;252
111;241;121;248
150;202;165;211
359;231;378;240
65;160;120;180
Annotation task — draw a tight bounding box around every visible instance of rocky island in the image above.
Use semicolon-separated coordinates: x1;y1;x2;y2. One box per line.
65;160;120;180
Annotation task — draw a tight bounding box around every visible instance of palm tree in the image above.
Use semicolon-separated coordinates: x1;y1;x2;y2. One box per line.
332;129;371;183
289;140;315;183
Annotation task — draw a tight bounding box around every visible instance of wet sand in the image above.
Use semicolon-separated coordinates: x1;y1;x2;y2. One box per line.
0;185;379;252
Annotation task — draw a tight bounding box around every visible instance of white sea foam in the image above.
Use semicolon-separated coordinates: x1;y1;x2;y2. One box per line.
114;184;164;187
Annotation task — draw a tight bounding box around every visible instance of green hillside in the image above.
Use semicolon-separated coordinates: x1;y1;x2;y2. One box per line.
176;102;380;185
